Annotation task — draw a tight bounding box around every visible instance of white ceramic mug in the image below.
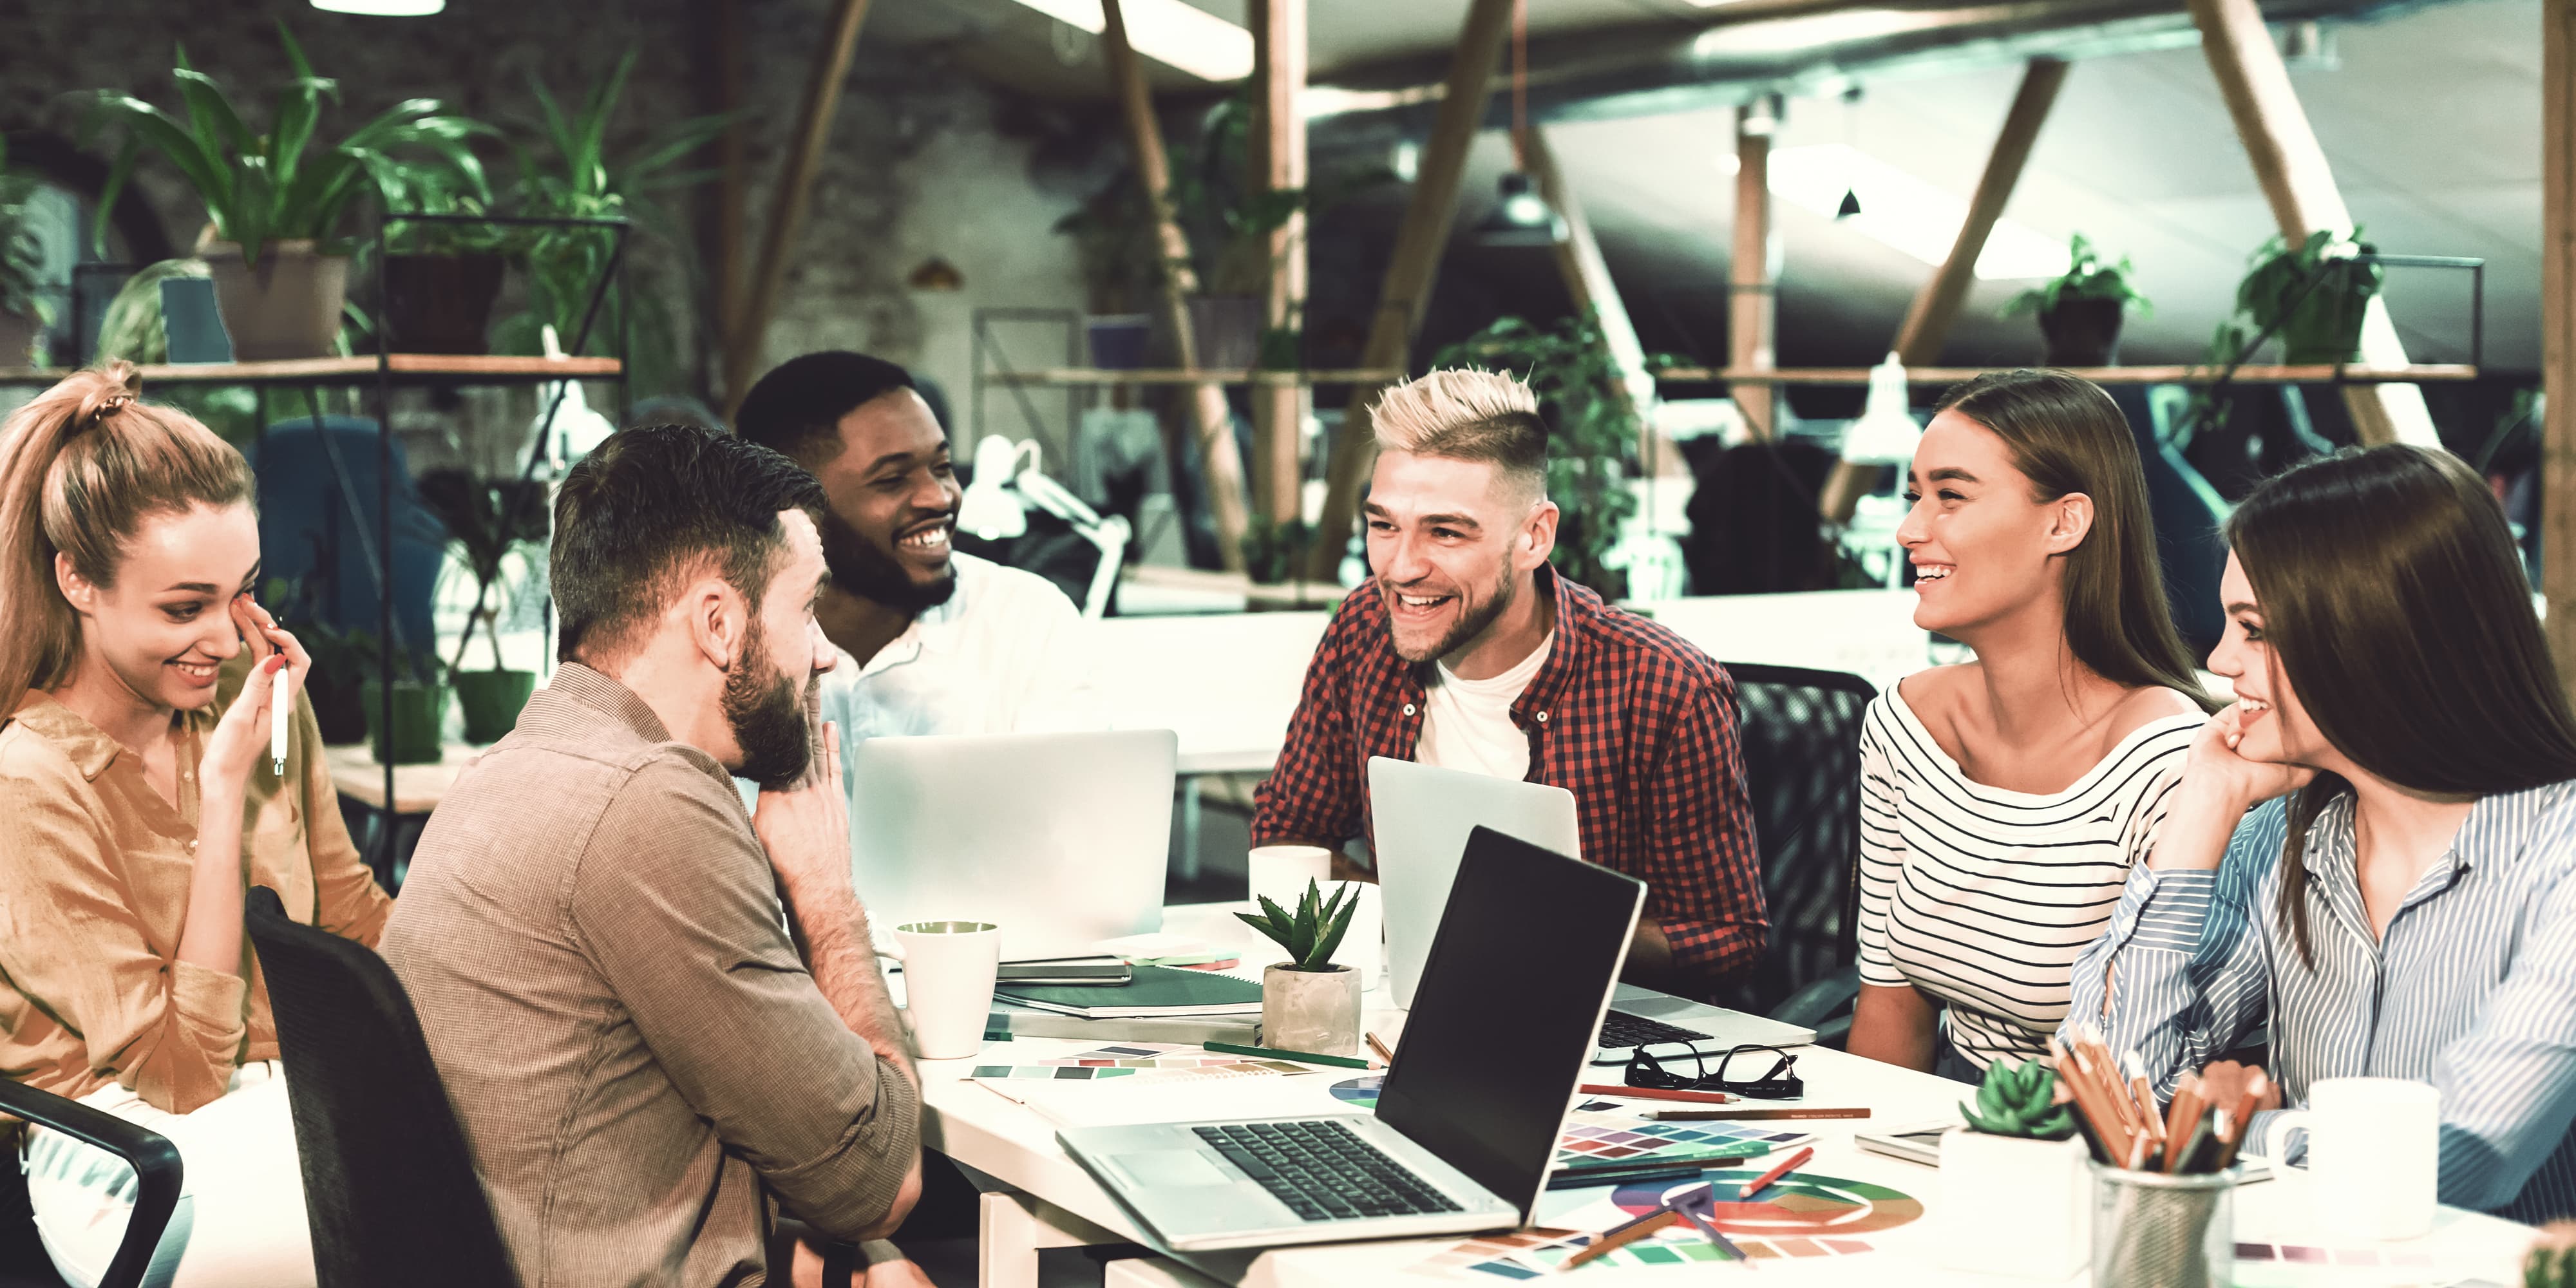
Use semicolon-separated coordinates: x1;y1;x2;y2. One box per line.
1247;844;1334;916
878;920;1001;1061
2263;1077;2439;1241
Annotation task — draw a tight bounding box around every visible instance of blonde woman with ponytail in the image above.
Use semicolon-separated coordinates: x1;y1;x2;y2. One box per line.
0;365;391;1288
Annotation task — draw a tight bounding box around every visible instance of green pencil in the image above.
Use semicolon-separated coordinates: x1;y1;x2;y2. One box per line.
1204;1040;1372;1070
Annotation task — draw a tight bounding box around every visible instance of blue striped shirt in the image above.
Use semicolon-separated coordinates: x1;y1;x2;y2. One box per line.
2067;781;2576;1223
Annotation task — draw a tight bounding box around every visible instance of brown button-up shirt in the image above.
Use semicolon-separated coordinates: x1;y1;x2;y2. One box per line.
383;664;918;1288
0;665;393;1115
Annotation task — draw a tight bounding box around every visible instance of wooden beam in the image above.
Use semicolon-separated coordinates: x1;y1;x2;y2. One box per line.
2188;0;2440;450
1730;107;1777;441
1525;127;1678;477
1303;0;1519;582
1819;57;2067;523
1104;0;1251;573
2546;0;2576;698
711;0;746;339
720;0;871;416
1251;0;1309;526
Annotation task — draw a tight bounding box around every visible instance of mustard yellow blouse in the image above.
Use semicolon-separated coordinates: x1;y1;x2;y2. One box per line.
0;659;392;1114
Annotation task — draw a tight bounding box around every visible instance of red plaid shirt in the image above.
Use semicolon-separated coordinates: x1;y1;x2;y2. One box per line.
1251;565;1767;986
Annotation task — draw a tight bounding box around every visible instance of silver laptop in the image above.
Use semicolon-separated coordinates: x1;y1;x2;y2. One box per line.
1059;828;1642;1251
849;729;1175;961
1367;756;1814;1065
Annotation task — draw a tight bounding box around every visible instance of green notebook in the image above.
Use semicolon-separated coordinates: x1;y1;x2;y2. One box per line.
993;965;1263;1019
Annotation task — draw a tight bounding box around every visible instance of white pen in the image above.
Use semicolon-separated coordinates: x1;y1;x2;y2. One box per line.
270;659;290;779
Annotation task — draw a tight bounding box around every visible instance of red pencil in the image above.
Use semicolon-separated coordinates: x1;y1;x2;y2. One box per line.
1737;1146;1813;1199
1579;1083;1736;1104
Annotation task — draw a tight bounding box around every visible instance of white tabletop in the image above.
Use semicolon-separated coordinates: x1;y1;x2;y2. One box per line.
922;907;2535;1287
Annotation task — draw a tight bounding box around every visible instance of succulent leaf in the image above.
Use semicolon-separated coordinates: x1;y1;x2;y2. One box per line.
1961;1059;2076;1140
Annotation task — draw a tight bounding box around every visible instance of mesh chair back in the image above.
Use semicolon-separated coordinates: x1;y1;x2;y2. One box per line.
242;887;516;1288
1714;663;1877;1014
0;1079;183;1288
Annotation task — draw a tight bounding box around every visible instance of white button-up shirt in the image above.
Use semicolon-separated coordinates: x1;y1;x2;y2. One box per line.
818;551;1104;745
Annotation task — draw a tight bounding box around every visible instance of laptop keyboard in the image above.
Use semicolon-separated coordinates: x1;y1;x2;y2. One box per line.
1597;1009;1712;1050
1193;1121;1464;1221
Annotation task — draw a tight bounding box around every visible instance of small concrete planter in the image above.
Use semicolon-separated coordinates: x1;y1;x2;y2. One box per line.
1938;1129;2091;1278
1260;963;1360;1056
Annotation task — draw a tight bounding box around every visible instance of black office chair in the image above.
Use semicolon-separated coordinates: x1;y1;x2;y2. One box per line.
1712;663;1877;1047
242;887;516;1288
0;1080;182;1288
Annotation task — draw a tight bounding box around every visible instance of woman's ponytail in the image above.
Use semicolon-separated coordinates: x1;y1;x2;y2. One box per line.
0;363;254;708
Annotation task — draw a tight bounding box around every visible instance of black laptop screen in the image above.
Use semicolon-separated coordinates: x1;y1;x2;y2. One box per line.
1372;826;1644;1221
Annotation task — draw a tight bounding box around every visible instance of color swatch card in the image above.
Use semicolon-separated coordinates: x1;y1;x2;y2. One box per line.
1554;1106;1814;1169
971;1043;1308;1084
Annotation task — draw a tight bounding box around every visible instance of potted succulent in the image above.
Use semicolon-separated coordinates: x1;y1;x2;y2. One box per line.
86;24;491;359
0;139;53;366
1236;880;1363;1056
2002;233;2150;366
416;468;547;743
1938;1059;2091;1278
2526;1222;2576;1287
2236;228;2383;365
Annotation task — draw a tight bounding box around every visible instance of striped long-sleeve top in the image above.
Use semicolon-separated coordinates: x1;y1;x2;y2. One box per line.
2070;784;2576;1224
1855;690;2199;1069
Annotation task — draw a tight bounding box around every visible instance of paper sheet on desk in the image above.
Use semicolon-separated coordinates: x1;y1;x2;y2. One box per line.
992;1068;1353;1130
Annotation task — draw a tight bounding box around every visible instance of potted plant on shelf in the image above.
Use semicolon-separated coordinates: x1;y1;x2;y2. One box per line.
374;166;513;355
1237;880;1362;1057
2002;233;2150;366
1432;312;1649;600
2235;228;2383;365
360;638;450;766
0;140;53;367
495;47;730;396
263;575;370;745
417;468;548;743
1937;1059;2090;1279
86;24;492;360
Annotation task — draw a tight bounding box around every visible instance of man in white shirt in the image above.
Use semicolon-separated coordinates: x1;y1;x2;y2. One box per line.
734;352;1102;745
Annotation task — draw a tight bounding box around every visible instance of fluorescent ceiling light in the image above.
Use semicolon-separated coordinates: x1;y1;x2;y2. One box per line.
1721;144;2068;279
310;0;442;12
1009;0;1254;82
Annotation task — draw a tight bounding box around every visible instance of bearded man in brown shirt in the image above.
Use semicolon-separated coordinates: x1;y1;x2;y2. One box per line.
383;424;923;1287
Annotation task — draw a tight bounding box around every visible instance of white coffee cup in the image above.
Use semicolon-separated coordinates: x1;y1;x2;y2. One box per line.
1247;844;1334;914
2263;1077;2439;1241
878;920;1001;1061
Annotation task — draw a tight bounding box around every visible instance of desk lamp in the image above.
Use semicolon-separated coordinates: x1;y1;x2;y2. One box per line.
1838;352;1922;588
956;434;1133;618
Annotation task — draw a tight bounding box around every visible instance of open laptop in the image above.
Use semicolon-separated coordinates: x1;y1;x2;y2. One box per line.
1368;757;1815;1065
849;729;1175;961
1059;828;1640;1251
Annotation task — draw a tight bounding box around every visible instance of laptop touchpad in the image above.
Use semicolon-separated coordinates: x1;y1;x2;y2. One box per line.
1108;1151;1236;1188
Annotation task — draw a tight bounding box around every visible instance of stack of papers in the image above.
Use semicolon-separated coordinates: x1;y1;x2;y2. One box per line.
994;964;1262;1019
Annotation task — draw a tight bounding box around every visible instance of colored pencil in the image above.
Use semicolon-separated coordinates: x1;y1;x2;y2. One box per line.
1563;1210;1678;1269
2217;1070;2268;1170
1366;1032;1395;1065
2123;1052;2166;1150
1201;1040;1370;1070
1641;1106;1868;1122
1546;1162;1713;1191
1580;1083;1736;1104
1736;1146;1812;1199
2050;1036;2134;1165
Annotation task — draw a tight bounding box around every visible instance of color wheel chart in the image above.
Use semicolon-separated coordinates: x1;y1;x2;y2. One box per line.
1409;1170;1923;1280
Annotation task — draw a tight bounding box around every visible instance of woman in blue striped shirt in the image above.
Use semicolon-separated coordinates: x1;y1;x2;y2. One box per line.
2072;444;2576;1222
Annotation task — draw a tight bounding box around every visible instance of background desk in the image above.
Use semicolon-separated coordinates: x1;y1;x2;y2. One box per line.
921;906;2536;1288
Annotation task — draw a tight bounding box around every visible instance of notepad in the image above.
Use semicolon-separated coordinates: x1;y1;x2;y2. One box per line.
993;964;1263;1019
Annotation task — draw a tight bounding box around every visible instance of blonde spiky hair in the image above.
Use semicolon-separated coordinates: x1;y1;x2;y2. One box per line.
1368;368;1549;497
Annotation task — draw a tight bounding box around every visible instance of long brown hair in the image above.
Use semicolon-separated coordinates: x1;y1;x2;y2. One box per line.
1935;369;2219;712
2228;444;2576;963
0;363;256;708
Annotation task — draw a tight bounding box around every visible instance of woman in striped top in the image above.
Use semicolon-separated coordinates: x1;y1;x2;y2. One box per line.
2075;446;2576;1222
1848;371;2217;1079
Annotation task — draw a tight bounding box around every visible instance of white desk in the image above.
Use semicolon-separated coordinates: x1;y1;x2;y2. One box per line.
923;910;2535;1288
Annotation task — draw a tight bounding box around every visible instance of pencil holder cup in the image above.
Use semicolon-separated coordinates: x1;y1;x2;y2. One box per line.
2090;1162;2238;1288
1938;1130;2090;1278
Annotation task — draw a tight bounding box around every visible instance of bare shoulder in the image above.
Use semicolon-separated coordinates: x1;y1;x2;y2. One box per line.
1895;661;1981;717
2097;684;2206;750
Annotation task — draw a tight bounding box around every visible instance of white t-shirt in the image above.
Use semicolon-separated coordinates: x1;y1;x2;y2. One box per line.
1414;633;1553;781
819;551;1103;743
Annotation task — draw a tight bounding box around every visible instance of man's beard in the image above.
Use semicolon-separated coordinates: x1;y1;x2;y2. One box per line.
1388;562;1518;664
820;506;957;613
723;619;819;791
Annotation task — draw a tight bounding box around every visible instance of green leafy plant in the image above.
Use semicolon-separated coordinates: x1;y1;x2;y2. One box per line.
2232;227;2383;365
1431;312;1656;599
377;163;514;258
494;48;730;394
2524;1222;2576;1288
415;469;549;681
1235;879;1359;972
0;138;55;330
86;23;494;266
1240;516;1316;586
2002;232;2150;319
1960;1059;2077;1141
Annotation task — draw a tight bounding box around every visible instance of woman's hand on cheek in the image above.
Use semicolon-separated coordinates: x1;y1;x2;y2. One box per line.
2183;703;2315;811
